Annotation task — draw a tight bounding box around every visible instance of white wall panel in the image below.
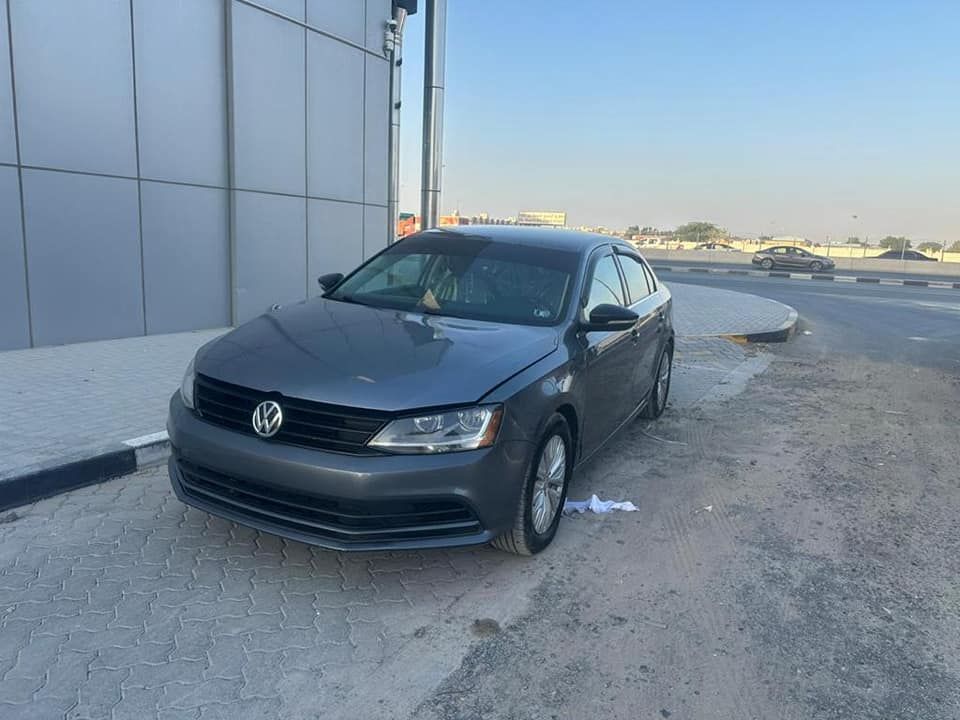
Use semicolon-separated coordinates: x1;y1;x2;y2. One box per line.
11;0;136;176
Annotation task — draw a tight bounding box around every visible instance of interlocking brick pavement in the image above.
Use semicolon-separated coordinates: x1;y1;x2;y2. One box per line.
667;281;795;337
0;330;226;481
0;473;529;720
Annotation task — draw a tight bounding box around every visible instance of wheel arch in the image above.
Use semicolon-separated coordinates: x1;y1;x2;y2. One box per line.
554;403;580;464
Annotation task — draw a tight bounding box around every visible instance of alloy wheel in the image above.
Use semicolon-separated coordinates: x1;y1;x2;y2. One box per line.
656;351;672;412
531;435;566;534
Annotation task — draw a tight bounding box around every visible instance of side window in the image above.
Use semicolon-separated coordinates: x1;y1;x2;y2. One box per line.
616;253;651;304
641;261;657;293
584;254;625;315
772;247;786;255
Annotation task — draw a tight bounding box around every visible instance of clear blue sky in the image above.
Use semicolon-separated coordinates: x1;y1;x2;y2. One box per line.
398;0;959;244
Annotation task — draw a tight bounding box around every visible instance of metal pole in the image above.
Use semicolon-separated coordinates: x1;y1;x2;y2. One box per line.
386;6;407;243
420;0;446;230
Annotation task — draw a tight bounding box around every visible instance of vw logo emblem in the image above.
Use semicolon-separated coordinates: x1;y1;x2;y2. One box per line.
252;400;283;438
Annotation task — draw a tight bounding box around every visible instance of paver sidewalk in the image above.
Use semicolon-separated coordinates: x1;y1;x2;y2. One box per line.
0;329;226;481
0;283;795;501
668;282;796;338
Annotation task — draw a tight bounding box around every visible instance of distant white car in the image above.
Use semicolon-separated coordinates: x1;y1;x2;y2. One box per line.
695;242;736;251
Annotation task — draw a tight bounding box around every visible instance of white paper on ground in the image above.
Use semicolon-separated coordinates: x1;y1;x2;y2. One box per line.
563;494;639;515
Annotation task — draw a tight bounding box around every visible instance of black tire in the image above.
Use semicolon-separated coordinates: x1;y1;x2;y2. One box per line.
810;260;823;272
760;258;774;270
492;415;572;556
642;344;673;419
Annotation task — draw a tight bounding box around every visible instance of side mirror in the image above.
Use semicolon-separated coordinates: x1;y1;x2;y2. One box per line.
317;272;344;293
583;304;638;332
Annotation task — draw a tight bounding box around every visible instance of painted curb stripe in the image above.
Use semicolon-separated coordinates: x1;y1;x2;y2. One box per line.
2;433;172;512
0;448;137;512
123;431;169;448
650;265;959;290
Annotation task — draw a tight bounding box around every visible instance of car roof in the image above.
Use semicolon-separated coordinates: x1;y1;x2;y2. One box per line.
416;225;615;255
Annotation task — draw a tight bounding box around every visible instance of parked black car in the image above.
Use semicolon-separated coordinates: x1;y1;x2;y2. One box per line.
167;227;674;555
752;245;835;271
874;250;936;261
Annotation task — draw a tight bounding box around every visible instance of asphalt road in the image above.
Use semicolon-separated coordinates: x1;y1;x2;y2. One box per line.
650;256;960;283
662;271;960;371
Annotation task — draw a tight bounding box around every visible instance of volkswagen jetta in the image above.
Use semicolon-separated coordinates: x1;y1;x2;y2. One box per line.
167;226;674;554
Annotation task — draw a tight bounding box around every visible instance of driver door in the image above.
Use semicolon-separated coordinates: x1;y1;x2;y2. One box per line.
784;247;804;268
579;251;638;457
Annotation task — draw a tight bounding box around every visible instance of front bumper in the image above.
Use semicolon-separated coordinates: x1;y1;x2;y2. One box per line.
166;394;533;551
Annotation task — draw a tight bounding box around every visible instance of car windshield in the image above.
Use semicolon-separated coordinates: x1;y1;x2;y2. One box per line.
327;234;579;326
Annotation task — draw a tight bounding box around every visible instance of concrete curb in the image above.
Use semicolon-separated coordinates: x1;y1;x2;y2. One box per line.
0;432;169;512
654;265;960;290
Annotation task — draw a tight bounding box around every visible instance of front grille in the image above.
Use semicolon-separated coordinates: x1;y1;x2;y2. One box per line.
177;460;482;544
195;374;389;454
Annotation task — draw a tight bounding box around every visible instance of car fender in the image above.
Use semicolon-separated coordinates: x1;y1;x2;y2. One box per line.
480;348;584;451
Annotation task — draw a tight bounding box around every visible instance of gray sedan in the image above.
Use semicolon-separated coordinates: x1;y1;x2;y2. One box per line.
167;226;674;554
752;245;835;271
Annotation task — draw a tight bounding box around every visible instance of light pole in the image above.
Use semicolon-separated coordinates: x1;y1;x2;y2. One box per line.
420;0;447;231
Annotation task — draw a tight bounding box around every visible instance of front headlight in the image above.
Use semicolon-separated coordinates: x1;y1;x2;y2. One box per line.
180;356;196;409
369;405;503;454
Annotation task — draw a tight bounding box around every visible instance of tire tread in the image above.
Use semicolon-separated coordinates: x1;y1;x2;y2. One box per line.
491;416;570;556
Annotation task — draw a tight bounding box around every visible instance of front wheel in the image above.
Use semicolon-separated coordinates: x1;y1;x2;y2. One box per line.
760;258;774;270
642;344;673;419
492;416;572;555
810;260;824;272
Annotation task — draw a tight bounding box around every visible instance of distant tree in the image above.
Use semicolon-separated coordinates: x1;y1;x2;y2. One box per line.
879;236;911;251
947;241;960;253
675;222;725;244
625;225;640;236
847;236;864;246
917;241;942;252
758;235;773;242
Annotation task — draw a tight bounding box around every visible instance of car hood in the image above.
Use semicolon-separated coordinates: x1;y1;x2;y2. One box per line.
197;299;560;412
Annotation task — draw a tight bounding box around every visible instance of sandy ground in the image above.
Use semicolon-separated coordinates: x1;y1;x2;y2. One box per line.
413;334;960;720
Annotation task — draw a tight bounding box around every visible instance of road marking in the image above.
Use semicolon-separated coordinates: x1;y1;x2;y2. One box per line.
834;276;858;282
879;279;904;286
789;273;813;280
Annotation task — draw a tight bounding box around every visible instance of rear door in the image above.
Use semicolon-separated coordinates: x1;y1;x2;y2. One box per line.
578;250;638;456
770;247;789;266
614;250;661;406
